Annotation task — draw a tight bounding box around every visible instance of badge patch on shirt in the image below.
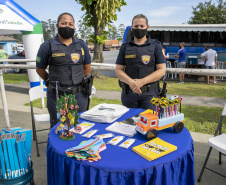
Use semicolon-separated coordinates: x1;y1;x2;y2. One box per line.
141;55;151;64
125;55;136;58
52;53;65;57
71;53;80;63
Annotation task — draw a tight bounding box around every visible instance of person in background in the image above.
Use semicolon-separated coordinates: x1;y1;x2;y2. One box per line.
200;46;217;84
174;42;186;84
36;12;91;128
162;46;169;80
115;14;166;110
0;45;8;74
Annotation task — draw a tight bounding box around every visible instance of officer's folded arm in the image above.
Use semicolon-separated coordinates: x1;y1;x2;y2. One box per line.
83;64;91;76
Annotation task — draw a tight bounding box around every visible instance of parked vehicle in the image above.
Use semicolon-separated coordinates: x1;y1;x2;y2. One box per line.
8;51;25;73
16;43;24;53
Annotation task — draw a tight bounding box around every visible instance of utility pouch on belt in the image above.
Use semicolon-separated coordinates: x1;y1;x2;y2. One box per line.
82;75;93;96
119;80;129;94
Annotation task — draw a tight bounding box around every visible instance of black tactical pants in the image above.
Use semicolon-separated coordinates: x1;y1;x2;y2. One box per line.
121;88;158;110
47;87;88;128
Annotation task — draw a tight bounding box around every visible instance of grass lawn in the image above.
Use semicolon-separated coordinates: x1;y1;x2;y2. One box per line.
93;76;226;98
3;73;29;84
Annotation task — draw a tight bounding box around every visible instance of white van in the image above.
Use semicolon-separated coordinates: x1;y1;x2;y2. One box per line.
16;43;24;53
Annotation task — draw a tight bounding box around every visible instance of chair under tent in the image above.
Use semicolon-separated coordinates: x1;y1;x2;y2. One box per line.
29;85;50;157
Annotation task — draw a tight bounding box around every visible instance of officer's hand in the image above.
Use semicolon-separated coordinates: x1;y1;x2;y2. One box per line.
129;80;142;94
134;79;144;89
132;88;142;95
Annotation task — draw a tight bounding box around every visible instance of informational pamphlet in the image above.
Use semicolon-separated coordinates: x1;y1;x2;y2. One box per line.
105;122;137;137
132;137;177;161
70;122;95;134
105;109;154;137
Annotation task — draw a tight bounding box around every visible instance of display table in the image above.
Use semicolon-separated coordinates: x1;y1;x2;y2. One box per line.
47;108;195;185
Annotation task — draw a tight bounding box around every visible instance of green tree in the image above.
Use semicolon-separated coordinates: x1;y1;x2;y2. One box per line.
75;0;126;63
4;34;22;42
77;19;94;40
117;24;125;39
188;0;226;24
107;24;118;39
41;19;57;41
41;20;51;41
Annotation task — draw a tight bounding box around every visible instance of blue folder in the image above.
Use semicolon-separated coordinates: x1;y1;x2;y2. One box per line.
6;134;16;178
0;137;7;179
1;134;11;179
10;133;21;177
20;133;29;173
16;134;25;175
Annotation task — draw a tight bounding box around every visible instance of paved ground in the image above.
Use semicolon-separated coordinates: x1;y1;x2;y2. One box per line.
0;81;225;185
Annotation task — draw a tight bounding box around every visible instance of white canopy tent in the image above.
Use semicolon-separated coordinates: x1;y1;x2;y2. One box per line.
0;0;44;128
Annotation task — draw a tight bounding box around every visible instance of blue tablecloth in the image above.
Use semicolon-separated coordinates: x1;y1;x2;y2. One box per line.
47;108;195;185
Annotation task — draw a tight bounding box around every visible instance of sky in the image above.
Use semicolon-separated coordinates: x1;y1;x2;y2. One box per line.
14;0;219;28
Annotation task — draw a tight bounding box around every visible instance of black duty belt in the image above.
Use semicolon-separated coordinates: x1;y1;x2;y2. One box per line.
140;82;158;92
119;80;159;94
49;84;83;96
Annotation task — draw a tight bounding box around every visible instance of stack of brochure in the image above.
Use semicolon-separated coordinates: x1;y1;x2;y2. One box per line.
80;104;129;123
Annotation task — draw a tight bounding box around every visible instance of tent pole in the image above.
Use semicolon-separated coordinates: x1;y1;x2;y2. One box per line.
0;70;10;128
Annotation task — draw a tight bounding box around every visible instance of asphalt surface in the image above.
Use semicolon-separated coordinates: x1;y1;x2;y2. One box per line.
0;80;225;185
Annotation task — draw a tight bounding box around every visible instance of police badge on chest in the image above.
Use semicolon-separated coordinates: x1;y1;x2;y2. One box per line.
71;53;80;63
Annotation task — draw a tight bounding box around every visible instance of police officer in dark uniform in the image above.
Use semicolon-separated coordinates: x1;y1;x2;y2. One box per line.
115;14;166;109
36;12;91;128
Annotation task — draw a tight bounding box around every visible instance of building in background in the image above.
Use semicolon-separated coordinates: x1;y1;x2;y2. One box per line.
0;36;17;55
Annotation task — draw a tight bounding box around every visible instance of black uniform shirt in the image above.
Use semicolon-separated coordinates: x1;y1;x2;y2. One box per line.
36;35;91;69
116;35;165;66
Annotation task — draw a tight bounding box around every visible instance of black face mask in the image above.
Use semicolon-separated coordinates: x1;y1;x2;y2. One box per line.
132;28;147;39
58;26;75;39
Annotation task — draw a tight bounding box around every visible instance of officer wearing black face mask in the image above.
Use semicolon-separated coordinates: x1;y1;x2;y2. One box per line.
36;12;92;128
115;14;166;110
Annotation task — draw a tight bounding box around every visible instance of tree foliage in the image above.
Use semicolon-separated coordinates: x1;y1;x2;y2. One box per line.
107;24;118;39
41;19;57;41
188;0;226;24
117;23;125;39
75;0;126;63
77;19;94;40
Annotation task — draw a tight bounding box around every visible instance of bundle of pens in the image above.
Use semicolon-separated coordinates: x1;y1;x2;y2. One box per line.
0;128;32;180
150;95;183;119
65;138;106;162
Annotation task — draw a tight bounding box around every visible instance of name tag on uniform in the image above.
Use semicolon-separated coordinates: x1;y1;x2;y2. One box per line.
125;55;136;58
52;53;65;57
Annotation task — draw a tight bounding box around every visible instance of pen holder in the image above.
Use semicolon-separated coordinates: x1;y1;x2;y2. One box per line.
0;162;34;185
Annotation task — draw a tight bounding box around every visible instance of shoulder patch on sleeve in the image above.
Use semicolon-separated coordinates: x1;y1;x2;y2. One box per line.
36;56;41;63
